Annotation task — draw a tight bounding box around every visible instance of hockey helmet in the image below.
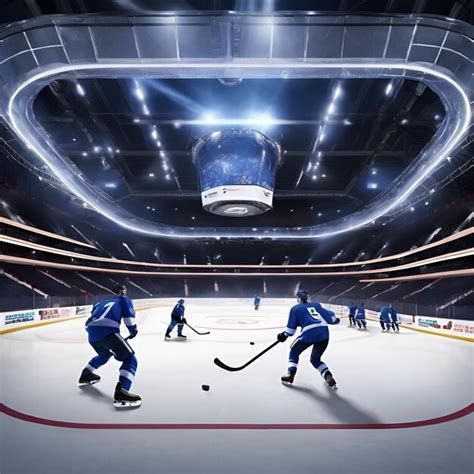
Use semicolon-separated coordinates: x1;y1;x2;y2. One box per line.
112;282;126;295
296;289;309;301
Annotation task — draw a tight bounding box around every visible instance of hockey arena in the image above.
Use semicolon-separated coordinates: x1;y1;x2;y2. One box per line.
0;1;473;473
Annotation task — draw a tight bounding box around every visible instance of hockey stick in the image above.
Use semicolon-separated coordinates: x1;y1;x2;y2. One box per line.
185;322;210;335
214;340;280;372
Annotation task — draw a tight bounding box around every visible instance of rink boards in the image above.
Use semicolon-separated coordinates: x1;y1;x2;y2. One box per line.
1;298;473;474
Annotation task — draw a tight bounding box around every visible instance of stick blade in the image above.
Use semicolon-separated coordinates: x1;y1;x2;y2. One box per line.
213;357;242;372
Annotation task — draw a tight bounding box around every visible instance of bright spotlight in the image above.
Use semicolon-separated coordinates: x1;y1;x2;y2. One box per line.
202;113;217;123
76;83;86;96
135;87;145;101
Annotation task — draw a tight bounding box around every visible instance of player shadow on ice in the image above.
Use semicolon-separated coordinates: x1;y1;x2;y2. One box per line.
286;385;381;425
78;385;111;406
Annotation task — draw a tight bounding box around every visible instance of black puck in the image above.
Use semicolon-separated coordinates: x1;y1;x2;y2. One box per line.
250;341;255;345
202;384;210;391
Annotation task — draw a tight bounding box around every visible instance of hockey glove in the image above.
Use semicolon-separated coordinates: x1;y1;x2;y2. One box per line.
277;332;288;343
182;318;187;324
333;317;341;325
128;328;138;339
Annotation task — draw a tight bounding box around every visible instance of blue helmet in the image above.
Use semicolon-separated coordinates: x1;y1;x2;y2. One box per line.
178;299;185;304
296;290;309;301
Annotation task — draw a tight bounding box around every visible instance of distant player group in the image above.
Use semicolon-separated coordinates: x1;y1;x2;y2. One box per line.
348;302;400;332
77;284;399;408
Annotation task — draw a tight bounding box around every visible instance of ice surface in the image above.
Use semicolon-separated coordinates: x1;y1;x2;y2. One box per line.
1;299;472;473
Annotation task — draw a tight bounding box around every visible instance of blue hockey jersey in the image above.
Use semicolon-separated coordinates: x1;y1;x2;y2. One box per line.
380;307;391;321
348;304;358;316
85;296;136;342
356;306;366;319
171;303;185;321
283;301;339;343
389;307;398;321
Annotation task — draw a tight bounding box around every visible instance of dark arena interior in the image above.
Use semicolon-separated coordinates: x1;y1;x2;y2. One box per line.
0;1;473;473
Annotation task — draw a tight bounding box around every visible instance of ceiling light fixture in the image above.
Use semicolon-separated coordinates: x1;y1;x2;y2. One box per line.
76;83;86;96
135;87;145;101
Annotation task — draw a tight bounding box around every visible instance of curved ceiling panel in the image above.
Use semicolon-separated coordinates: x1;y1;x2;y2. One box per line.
0;13;471;239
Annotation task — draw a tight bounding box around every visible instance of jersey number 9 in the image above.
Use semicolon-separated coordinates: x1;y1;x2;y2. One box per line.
307;307;322;323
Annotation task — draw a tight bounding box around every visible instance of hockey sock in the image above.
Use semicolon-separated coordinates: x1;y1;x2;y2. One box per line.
119;355;137;391
316;363;329;378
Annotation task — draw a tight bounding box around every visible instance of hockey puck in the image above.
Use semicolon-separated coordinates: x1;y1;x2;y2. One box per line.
249;341;255;345
202;384;210;391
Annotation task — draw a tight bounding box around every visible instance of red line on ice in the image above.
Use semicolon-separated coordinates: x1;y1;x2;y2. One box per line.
1;402;472;430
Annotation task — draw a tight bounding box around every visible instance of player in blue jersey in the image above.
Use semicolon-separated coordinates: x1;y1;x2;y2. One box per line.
389;304;400;332
78;283;141;408
348;302;358;327
379;306;392;332
164;299;187;340
277;290;340;389
355;303;367;330
254;295;261;311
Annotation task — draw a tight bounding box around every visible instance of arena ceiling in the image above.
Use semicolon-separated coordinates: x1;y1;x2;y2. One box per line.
32;76;444;228
0;0;472;248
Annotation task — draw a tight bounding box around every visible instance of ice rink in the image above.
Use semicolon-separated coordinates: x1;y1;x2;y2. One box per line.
1;299;473;474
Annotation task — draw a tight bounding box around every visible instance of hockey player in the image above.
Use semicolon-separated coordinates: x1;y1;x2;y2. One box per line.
277;290;340;389
254;295;261;311
165;299;187;340
379;306;392;332
355;303;367;330
78;283;141;408
389;304;400;332
348;302;358;327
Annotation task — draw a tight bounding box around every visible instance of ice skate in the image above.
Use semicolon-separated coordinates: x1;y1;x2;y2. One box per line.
164;333;171;341
113;382;142;408
78;368;100;386
324;371;337;390
177;333;187;339
281;372;295;385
